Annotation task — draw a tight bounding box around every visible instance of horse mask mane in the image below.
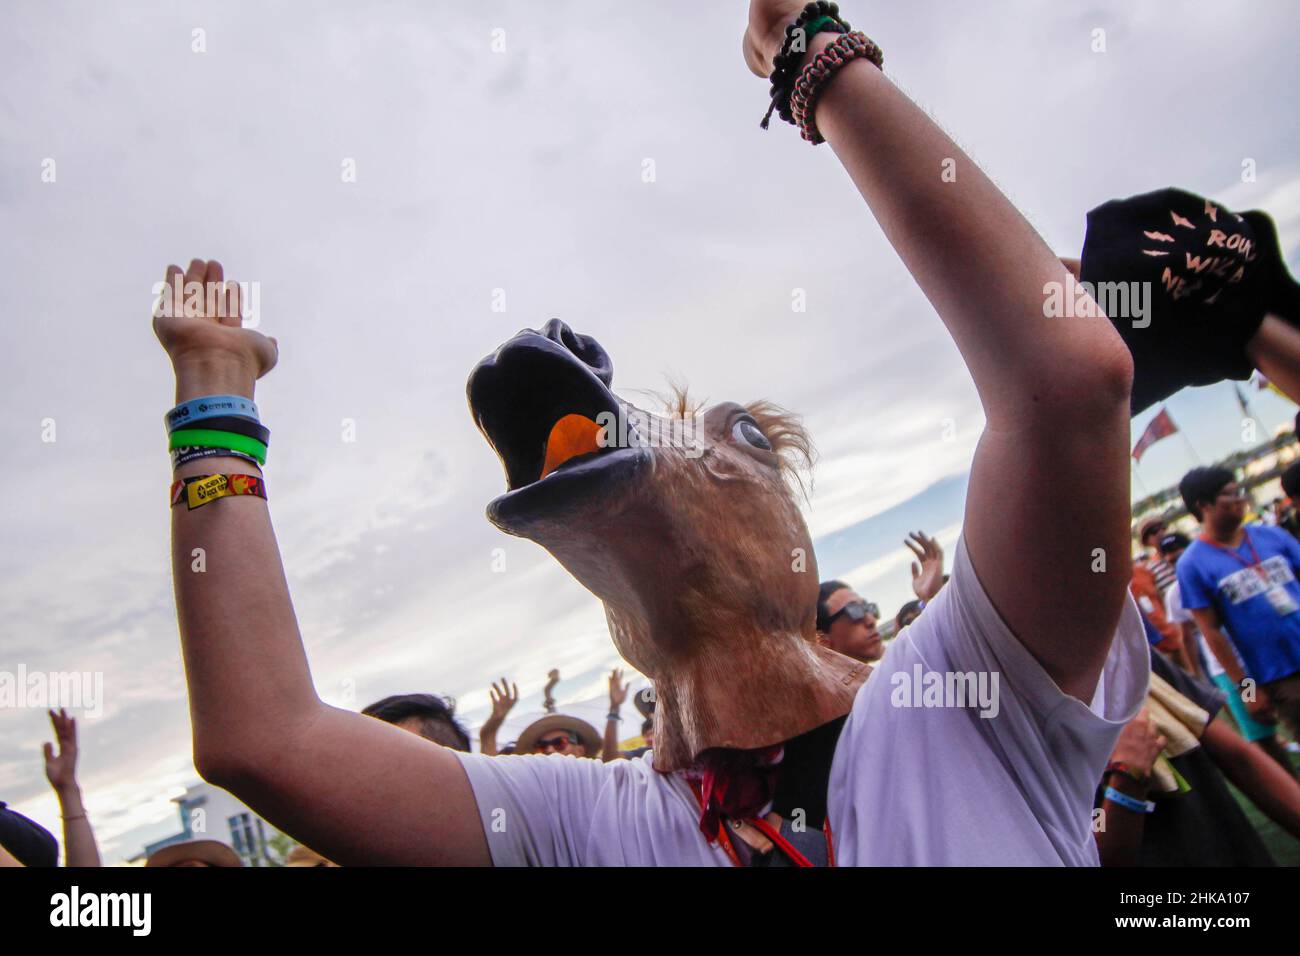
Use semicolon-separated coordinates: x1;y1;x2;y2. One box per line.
467;320;868;773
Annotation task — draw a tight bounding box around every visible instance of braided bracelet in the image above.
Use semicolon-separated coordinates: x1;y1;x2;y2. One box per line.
791;31;884;145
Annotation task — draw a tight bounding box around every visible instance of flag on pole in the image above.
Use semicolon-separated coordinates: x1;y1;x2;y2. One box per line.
1132;407;1178;462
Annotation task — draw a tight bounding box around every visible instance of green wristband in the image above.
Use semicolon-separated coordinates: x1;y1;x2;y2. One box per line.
796;15;846;49
170;428;268;465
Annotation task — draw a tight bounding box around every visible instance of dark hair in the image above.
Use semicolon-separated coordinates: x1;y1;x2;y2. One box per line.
0;802;58;867
641;717;653;736
362;693;471;752
895;600;923;629
1179;466;1236;521
1282;461;1300;501
816;579;851;631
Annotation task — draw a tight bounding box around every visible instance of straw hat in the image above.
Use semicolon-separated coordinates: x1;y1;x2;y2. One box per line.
514;713;602;757
146;839;244;868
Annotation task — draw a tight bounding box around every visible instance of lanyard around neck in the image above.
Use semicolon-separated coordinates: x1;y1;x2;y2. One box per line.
688;778;835;867
1199;528;1267;576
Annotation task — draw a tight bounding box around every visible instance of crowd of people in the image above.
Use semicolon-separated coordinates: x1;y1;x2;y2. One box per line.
6;1;1300;869
7;466;1300;869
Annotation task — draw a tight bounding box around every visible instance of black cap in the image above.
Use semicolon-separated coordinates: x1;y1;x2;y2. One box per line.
0;801;59;867
1158;531;1191;557
1080;187;1299;414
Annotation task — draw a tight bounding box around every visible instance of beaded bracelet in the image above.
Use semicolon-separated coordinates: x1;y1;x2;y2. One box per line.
791;31;884;145
761;1;852;130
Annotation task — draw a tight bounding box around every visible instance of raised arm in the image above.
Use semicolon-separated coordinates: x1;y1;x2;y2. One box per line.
746;3;1134;699
153;259;488;865
479;678;518;756
43;709;102;867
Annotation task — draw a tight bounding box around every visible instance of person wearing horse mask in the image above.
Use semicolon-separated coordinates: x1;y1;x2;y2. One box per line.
151;1;1151;865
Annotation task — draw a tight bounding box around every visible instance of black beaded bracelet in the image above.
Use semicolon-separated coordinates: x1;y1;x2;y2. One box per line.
760;1;852;130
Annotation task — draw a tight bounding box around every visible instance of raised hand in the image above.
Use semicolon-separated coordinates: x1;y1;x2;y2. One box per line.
152;258;278;401
905;531;945;603
43;708;79;793
608;668;630;710
487;678;519;723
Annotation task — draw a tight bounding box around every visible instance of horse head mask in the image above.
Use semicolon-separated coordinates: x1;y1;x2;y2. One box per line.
467;320;868;771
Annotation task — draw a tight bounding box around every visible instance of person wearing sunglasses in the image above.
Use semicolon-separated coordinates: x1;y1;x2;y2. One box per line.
514;714;602;759
816;582;883;664
1177;467;1300;741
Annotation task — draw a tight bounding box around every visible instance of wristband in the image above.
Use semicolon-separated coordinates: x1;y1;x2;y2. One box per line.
172;414;270;446
166;395;260;432
171;444;264;470
760;1;854;130
791;31;884;145
1104;761;1149;787
170;428;268;465
1104;786;1155;814
169;473;267;510
606;712;622;722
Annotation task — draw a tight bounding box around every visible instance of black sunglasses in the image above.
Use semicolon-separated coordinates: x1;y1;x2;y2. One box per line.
536;733;580;750
828;600;879;625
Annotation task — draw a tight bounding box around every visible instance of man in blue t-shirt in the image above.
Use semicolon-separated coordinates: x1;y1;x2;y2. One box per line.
1177;466;1300;741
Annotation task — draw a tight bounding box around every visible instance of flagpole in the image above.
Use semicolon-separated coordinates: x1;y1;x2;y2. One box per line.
1130;459;1151;501
1173;406;1204;465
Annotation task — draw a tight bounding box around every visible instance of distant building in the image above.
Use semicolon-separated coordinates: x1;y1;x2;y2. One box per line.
134;781;284;867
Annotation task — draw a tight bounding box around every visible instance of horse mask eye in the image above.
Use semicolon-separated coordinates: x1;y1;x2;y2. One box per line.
732;419;772;450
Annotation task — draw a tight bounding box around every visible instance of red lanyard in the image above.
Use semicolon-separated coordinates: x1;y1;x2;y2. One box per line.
1199;529;1269;580
688;778;835;867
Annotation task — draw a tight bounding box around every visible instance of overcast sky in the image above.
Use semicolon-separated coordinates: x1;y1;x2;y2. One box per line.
2;0;1298;863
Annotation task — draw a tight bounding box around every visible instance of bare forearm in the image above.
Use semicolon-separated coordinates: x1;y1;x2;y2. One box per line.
603;717;622;762
55;785;101;867
1095;774;1151;866
1203;626;1246;686
170;389;321;771
1246;315;1300;404
479;718;501;756
812;36;1131;421
1203;717;1300;839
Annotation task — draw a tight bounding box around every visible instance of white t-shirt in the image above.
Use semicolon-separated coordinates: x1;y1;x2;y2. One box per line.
453;537;1149;866
1166;580;1225;679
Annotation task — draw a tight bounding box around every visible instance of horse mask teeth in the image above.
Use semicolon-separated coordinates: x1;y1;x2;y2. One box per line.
541;414;603;479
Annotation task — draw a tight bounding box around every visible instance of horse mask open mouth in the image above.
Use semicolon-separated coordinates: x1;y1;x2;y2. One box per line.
466;320;869;771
